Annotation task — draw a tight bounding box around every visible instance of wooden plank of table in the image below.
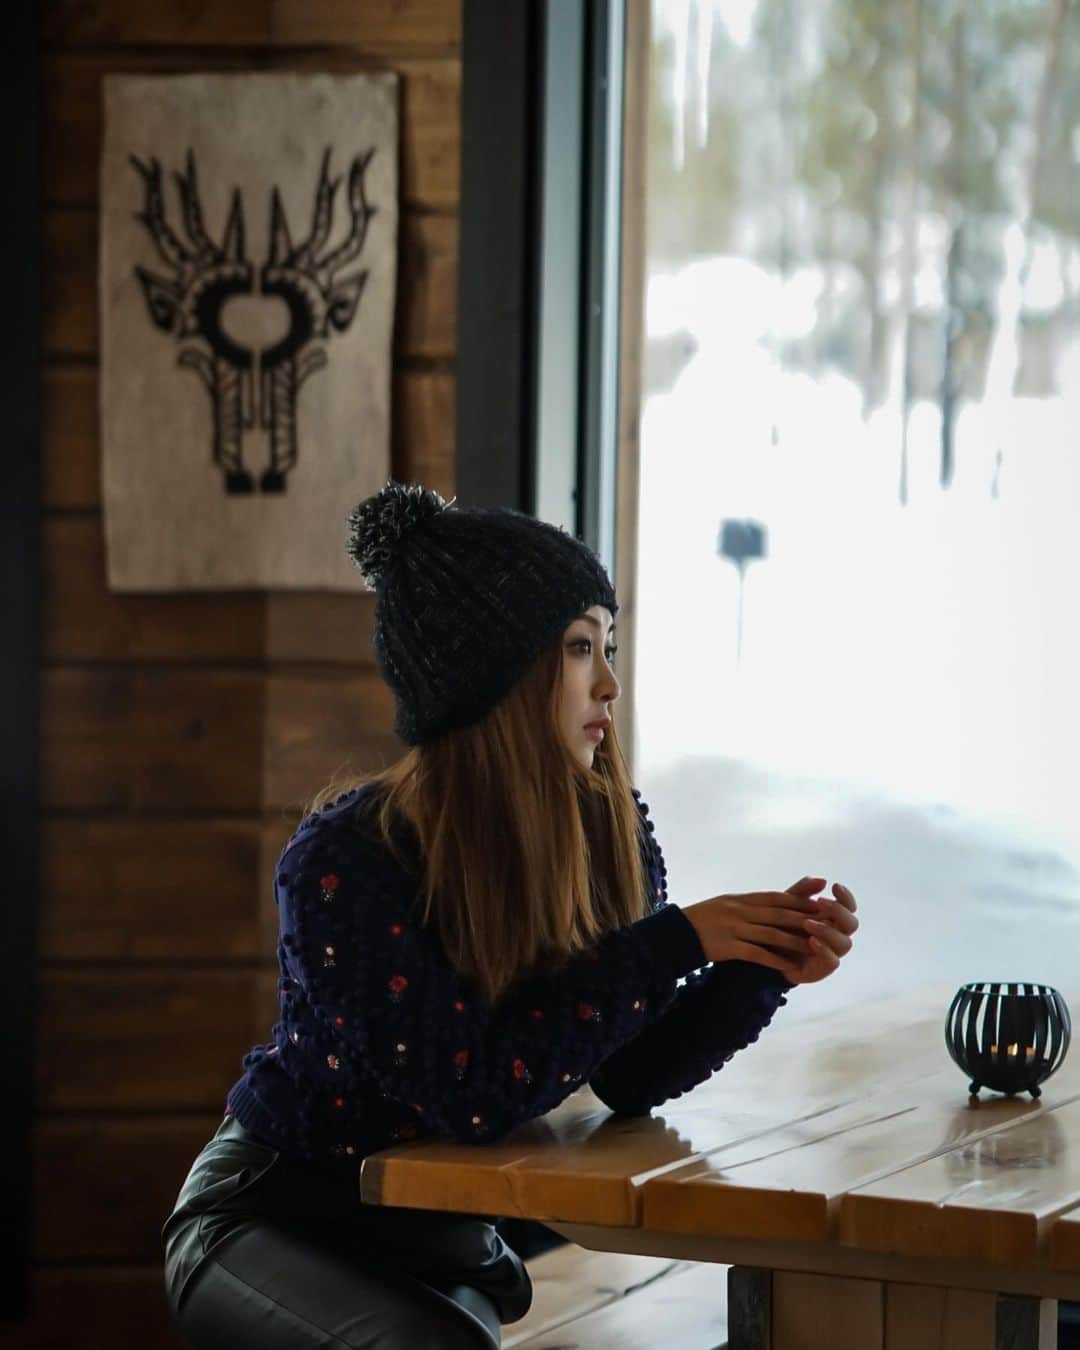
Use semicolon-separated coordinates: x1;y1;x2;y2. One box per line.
360;1090;613;1217
361;981;960;1226
642;1061;1080;1243
642;985;1080;1248
837;1094;1080;1270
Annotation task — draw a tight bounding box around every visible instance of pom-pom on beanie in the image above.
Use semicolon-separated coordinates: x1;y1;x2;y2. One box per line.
346;480;619;745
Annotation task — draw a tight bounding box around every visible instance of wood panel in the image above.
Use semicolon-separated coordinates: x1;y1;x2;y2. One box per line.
39;666;396;814
267;0;461;50
264;669;401;812
43;517;265;663
32;0;461;1342
41;368;452;512
884;1283;996;1349
1050;1209;1080;1273
40;366;100;510
39;816;278;960
43;0;270;47
36;969;276;1111
265;591;376;666
43;0;462;51
502;1244;686;1350
39;668;265;810
507;1258;729;1350
550;1217;1080;1305
43;208;458;360
391;368;455;500
11;1268;183;1349
44;52;460;210
34;1116;220;1262
770;1270;883;1350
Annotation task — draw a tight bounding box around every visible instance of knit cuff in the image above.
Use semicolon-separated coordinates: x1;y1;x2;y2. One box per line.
634;903;707;979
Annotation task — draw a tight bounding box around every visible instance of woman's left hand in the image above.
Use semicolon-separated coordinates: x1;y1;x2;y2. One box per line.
784;880;859;986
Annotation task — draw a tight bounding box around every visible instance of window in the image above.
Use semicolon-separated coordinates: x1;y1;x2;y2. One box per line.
622;0;1080;1014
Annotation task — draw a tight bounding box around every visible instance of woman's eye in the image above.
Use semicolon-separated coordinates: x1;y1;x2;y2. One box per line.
570;639;617;663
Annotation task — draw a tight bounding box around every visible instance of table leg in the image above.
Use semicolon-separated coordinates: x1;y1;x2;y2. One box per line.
727;1267;1057;1350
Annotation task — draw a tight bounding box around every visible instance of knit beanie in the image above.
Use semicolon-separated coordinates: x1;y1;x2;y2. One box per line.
346;480;619;745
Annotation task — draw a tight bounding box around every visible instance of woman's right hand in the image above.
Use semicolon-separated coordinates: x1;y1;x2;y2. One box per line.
681;876;827;979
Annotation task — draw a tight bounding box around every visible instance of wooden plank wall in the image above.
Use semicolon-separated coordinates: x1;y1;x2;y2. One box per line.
28;3;461;1345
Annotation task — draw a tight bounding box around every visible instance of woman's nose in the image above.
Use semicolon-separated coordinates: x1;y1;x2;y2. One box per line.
595;666;619;699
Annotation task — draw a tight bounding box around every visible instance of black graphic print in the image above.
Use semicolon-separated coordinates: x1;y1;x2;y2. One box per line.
131;147;375;495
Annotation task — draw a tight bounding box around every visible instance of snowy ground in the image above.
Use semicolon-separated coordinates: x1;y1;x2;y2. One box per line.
640;754;1080;1027
632;254;1080;1030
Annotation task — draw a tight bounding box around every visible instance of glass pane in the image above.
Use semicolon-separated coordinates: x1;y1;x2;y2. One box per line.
635;0;1080;1019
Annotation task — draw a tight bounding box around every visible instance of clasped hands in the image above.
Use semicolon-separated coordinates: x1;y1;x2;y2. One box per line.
782;876;859;985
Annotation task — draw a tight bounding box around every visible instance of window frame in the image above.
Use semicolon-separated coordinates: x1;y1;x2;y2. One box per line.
456;0;647;769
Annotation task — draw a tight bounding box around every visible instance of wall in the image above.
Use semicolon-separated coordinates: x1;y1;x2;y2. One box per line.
28;3;461;1344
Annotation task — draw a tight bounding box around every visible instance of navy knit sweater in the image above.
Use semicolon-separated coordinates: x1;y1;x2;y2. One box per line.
226;784;794;1170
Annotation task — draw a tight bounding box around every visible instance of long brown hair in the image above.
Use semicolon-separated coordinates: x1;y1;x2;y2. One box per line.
303;636;649;1008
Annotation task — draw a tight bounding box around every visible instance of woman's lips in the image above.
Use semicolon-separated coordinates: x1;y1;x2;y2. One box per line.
585;724;606;742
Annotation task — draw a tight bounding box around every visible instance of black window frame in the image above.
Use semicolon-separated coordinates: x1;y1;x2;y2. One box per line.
455;0;625;576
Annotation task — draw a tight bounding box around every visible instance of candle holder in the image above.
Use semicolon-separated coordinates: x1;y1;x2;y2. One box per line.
945;982;1070;1099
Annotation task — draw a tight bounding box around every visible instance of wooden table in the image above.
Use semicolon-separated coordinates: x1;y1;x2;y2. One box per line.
360;980;1080;1349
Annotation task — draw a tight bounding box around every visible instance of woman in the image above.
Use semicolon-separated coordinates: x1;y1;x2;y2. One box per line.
162;481;859;1349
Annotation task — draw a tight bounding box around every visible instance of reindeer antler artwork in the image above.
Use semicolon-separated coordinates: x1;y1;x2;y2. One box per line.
131;146;376;495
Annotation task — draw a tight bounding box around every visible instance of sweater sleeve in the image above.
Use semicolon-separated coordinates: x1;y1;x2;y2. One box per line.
587;960;793;1115
588;793;795;1116
277;823;708;1145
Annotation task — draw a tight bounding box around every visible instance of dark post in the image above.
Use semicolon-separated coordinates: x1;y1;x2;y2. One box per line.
1;1;42;1324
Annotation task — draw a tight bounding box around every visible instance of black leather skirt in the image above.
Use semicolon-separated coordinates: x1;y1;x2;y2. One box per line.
162;1115;533;1350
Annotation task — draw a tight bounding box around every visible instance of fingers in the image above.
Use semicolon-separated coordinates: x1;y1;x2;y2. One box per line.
786;876;826;895
787;878;859;915
744;921;812;955
771;889;826;915
804;917;853;956
765;897;825;923
810;895;860;937
736;942;803;982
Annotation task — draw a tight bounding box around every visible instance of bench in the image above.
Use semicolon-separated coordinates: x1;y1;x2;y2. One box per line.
503;1243;729;1349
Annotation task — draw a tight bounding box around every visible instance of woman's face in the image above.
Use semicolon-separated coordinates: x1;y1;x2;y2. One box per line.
558;605;620;768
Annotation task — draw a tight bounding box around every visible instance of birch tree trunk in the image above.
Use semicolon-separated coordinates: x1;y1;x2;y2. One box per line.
980;0;1067;488
897;0;925;506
